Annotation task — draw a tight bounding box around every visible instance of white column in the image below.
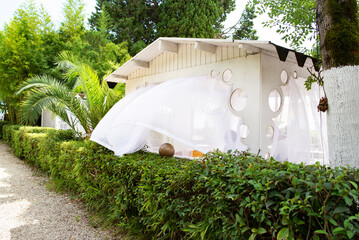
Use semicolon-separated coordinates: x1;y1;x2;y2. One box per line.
324;66;359;168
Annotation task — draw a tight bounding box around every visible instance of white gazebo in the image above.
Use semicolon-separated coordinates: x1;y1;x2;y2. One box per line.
91;37;328;165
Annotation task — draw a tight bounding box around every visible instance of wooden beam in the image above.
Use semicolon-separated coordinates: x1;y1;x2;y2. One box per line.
112;74;128;80
133;60;149;68
238;44;261;53
159;40;178;54
194;41;217;54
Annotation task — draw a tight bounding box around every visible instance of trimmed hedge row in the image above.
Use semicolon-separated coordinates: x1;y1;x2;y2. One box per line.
1;124;359;239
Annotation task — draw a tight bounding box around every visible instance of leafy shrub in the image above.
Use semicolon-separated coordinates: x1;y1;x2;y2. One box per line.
3;124;20;146
12;126;52;159
0;121;9;139
4;125;359;239
23;132;47;166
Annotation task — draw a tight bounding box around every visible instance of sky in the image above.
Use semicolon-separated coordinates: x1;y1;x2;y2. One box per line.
0;0;295;49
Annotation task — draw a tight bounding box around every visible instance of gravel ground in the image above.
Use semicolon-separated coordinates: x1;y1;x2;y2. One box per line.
0;142;121;240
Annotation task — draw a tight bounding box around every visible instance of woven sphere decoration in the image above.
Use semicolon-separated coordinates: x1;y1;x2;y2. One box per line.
159;143;175;157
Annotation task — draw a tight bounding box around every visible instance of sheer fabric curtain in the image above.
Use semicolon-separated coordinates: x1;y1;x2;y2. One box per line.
271;77;329;165
91;75;247;157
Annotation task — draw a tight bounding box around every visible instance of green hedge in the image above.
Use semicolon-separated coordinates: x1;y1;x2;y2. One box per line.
0;121;9;139
4;125;359;239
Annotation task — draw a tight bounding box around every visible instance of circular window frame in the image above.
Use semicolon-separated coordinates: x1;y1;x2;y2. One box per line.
239;123;249;139
280;70;289;84
266;126;274;139
222;69;232;83
230;88;248;112
268;89;282;113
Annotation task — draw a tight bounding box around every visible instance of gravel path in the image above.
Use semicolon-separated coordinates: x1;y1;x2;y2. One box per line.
0;142;120;240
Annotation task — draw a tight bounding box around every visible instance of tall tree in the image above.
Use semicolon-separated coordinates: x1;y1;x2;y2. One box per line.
0;1;58;123
59;0;86;41
316;0;359;168
62;0;131;78
157;0;235;38
89;0;159;46
317;0;359;69
17;52;125;136
257;0;317;51
232;1;258;40
89;0;236;54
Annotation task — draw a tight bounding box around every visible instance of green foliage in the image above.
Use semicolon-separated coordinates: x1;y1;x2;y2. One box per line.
89;0;160;47
324;0;359;67
0;1;60;123
5;126;359;239
0;121;9;139
59;0;86;41
304;68;324;91
232;1;259;40
157;0;235;38
0;0;130;125
67;33;131;79
256;0;317;52
89;0;235;54
17;52;125;135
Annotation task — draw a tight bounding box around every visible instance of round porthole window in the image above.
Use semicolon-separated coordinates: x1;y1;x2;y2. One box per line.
222;69;232;82
293;71;298;79
280;70;288;84
268;89;282;113
210;70;217;78
240;124;249;139
266;126;274;139
230;88;248;112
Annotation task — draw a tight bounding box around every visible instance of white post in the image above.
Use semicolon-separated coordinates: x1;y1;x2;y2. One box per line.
324;66;359;168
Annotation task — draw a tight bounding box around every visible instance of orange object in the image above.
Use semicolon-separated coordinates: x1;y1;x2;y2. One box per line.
192;150;204;157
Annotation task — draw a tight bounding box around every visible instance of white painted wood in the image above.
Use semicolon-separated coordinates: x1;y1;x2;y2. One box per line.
195;48;201;66
133;60;149;68
194;41;217;54
228;47;234;59
174;52;178;71
159;40;178;54
182;44;187;68
200;51;206;65
324;66;359;168
222;47;228;61
186;44;191;68
205;52;212;64
238;44;261;53
216;47;222;62
234;47;240;58
191;45;196;66
178;45;183;69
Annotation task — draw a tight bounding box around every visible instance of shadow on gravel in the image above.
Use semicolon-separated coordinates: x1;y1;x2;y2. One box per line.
0;143;114;240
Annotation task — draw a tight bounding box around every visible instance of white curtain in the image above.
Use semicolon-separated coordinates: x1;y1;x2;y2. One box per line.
271;77;329;165
90;75;247;157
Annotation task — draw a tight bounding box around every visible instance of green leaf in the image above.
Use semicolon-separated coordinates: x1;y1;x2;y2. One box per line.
333;227;346;235
249;233;257;240
347;231;355;239
329;218;338;226
277;227;289;240
349;181;358;190
314;230;328;235
333;206;350;214
257;228;267;235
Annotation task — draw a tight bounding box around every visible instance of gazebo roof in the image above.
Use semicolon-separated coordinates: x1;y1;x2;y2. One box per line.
106;37;318;83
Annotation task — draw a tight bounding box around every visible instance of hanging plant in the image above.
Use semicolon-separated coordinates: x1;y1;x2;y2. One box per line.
305;66;328;112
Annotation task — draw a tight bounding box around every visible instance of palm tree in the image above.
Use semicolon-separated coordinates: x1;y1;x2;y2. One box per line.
17;51;124;137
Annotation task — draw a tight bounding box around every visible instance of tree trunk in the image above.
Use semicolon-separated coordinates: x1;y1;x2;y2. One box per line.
316;0;333;70
324;66;359;168
317;0;359;168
